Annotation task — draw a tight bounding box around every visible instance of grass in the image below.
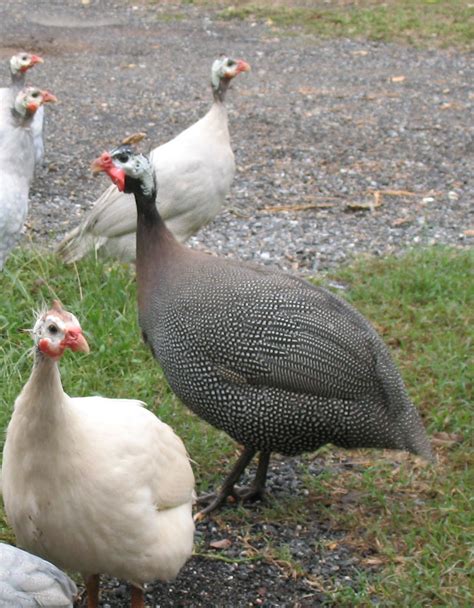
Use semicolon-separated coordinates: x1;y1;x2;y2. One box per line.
0;245;472;605
190;0;474;49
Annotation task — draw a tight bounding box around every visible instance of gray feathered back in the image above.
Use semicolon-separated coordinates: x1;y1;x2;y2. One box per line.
0;543;77;607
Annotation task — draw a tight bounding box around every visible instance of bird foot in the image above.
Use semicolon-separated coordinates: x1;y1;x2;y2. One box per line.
233;485;265;503
194;485;265;521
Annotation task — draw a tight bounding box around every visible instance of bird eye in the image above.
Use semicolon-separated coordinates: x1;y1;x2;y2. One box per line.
31;91;39;98
21;55;28;61
227;59;236;67
116;154;129;163
48;324;58;334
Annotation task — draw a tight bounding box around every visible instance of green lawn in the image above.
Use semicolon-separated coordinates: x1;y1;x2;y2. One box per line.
0;246;472;605
183;0;473;48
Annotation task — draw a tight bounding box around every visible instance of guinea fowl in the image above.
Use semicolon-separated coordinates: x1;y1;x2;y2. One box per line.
57;55;250;263
0;86;57;270
93;145;433;517
0;52;46;165
0;543;77;608
1;301;195;608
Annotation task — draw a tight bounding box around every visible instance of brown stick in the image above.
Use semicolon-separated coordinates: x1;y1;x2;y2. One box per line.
262;203;335;213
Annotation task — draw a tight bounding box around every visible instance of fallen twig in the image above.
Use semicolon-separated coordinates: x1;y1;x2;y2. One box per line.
348;189;438;212
262;202;335;213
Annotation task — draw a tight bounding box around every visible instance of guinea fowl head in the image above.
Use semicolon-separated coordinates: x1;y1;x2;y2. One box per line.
211;56;250;101
91;145;155;198
9;52;43;75
13;86;57;117
33;300;89;360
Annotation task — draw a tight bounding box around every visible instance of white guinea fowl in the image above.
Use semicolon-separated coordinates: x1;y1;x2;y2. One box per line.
0;543;77;608
1;301;195;608
0;86;57;270
0;52;46;166
56;55;250;263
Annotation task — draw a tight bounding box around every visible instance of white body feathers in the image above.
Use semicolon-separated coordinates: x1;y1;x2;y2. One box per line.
0;110;36;269
2;358;195;585
31;105;45;165
57;100;235;262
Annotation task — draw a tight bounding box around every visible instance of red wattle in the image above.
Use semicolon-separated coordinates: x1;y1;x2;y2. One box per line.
107;166;126;192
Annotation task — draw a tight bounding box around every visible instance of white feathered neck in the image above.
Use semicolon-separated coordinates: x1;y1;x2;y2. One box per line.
13;353;70;440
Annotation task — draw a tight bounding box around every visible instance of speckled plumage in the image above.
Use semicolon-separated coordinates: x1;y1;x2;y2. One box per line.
141;250;432;459
99;148;433;509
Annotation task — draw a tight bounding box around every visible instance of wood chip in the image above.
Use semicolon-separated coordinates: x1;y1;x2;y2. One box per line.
391;75;406;83
392;216;412;226
209;538;232;550
346;199;380;211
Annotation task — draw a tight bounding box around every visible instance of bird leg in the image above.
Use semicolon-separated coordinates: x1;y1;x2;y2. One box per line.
85;574;100;608
234;450;271;502
131;585;144;608
195;447;272;519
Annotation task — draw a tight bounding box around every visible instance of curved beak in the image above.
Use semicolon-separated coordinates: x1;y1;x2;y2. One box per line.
64;328;90;354
91;152;126;192
42;90;57;104
91;153;109;174
30;54;44;66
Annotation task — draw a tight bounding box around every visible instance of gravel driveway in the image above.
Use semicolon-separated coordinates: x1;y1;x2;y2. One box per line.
0;1;472;606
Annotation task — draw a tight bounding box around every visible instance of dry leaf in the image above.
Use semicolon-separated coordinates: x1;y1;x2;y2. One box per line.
391;75;406;83
209;538;232;550
363;556;385;566
122;132;147;146
431;432;463;447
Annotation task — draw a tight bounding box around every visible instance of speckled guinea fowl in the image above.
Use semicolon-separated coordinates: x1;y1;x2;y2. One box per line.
93;145;434;516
